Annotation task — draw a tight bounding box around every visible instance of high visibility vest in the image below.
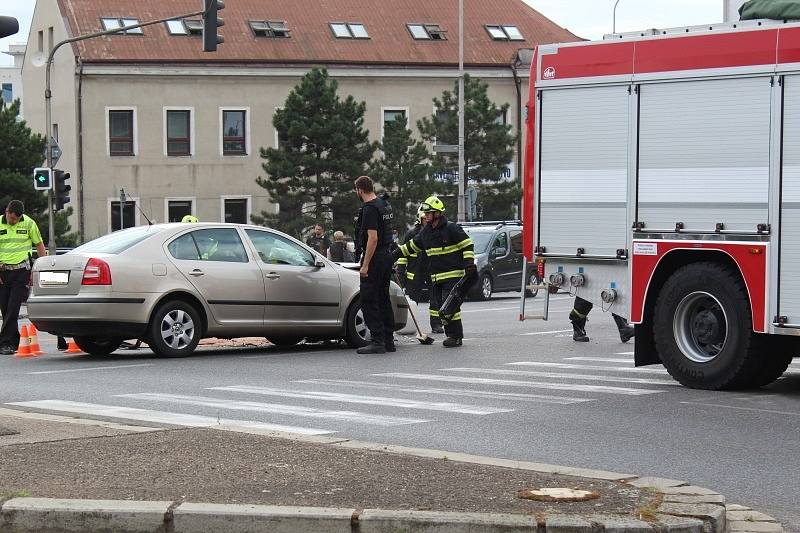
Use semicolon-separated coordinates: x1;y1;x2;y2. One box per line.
0;215;42;265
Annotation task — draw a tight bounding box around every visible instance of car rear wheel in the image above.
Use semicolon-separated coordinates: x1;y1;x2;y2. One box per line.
477;273;493;301
267;336;304;347
344;299;370;348
149;301;200;358
73;337;124;356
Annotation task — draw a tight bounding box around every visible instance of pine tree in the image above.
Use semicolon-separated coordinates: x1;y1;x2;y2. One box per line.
371;115;443;229
255;67;377;238
0;99;77;246
417;74;517;221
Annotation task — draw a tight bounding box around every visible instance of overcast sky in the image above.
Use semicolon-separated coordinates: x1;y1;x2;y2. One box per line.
1;0;725;66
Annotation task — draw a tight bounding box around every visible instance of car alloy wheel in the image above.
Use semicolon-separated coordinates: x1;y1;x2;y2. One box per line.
150;300;201;357
480;274;493;300
354;307;370;342
161;309;196;350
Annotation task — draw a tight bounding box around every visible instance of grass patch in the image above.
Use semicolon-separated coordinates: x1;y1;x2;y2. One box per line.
0;490;31;503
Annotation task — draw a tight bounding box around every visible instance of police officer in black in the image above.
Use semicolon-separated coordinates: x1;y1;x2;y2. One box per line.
354;175;396;354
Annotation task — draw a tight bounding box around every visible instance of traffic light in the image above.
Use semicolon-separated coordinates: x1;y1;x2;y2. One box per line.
54;170;71;211
33;167;52;191
202;0;224;52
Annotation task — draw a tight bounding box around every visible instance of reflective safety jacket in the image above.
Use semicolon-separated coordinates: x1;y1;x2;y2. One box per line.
396;224;428;284
398;216;474;284
0;214;42;265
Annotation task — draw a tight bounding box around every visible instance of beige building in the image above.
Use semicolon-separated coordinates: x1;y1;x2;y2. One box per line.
1;43;24;113
23;0;576;241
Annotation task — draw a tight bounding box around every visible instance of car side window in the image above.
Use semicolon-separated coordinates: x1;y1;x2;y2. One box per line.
167;233;200;260
245;229;315;267
510;231;523;254
492;232;508;253
169;228;248;263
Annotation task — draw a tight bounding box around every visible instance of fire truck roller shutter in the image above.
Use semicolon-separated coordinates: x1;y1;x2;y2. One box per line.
637;77;771;233
779;75;800;327
538;85;629;257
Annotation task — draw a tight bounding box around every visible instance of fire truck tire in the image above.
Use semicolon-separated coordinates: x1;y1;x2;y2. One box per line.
653;262;759;390
753;353;792;387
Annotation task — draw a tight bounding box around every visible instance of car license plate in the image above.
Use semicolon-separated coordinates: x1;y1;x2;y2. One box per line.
39;271;69;286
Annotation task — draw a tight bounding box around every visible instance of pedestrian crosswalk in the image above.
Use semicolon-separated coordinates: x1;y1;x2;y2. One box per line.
5;352;690;437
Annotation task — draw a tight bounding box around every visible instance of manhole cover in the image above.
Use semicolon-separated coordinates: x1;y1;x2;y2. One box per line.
517;488;600;502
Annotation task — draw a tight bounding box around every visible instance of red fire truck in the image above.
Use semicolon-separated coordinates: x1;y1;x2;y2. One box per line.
520;19;800;390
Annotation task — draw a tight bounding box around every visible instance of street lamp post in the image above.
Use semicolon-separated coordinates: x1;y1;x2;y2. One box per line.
457;0;466;222
613;0;622;34
42;9;206;253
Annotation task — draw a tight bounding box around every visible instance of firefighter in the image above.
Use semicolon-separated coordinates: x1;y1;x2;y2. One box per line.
354;175;396;354
181;214;199;223
569;296;634;343
395;205;443;333
396;196;476;347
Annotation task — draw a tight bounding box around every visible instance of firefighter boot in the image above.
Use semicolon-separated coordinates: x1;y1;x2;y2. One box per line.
613;314;635;343
569;310;589;342
443;337;463;348
357;342;386;354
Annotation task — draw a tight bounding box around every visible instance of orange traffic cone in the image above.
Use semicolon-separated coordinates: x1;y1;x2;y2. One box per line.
65;338;84;354
14;325;33;358
28;324;44;356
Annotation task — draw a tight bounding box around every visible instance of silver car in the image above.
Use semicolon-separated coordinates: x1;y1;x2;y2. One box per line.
28;223;408;357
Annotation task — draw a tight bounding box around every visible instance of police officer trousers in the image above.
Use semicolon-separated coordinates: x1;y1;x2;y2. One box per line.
429;278;463;339
360;248;395;346
0;268;29;350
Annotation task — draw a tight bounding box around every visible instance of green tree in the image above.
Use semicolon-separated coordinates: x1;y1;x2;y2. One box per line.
255;67;377;237
0;100;77;247
371;115;444;229
417;74;518;221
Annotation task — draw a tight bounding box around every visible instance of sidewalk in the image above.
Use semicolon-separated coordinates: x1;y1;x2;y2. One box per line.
0;408;783;532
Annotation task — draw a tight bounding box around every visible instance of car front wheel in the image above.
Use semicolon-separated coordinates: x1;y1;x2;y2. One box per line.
149;301;201;358
477;273;493;301
73;337;124;356
344;299;370;348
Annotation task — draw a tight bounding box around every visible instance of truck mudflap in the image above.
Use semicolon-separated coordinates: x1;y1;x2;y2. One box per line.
633;318;661;366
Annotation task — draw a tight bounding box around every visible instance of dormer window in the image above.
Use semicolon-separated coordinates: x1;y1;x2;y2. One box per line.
330;22;369;39
101;17;142;35
250;20;290;38
408;24;447;40
166;19;203;35
485;24;524;41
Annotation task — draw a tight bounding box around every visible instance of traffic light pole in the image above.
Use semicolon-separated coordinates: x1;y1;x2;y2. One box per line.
43;8;206;253
457;0;466;223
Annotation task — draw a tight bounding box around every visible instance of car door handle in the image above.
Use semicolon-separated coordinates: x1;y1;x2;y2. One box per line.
189;269;204;277
265;272;281;280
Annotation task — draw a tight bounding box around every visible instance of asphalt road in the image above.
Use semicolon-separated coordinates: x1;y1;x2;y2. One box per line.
2;293;799;529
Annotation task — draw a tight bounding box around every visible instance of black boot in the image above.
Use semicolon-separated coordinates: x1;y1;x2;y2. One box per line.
612;314;635;343
569;310;589;342
385;341;397;352
357;343;386;354
431;325;444;334
443;337;462;348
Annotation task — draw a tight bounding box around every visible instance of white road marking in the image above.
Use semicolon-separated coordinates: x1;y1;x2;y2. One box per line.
564;357;634;364
681;401;800;417
208;385;513;415
373;373;662;396
616;352;635;355
6;400;332;435
27;363;155;375
118;393;429;426
520;329;573;336
293;379;594;405
508;361;670;374
442;367;678;386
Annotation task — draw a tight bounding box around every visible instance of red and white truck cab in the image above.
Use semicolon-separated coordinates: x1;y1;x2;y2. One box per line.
521;18;800;389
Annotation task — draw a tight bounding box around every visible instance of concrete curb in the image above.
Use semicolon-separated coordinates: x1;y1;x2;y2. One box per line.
0;496;785;533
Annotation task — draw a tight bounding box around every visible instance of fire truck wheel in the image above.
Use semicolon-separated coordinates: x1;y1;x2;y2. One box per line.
654;262;760;390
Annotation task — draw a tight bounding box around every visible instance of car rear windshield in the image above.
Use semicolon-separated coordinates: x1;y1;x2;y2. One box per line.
463;229;494;253
72;226;164;255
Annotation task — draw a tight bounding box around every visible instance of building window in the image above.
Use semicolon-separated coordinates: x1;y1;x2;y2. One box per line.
166;199;194;223
1;83;12;104
109;110;135;156
166;110;191;156
485;24;524;41
494;109;508;125
37;30;43;53
381;107;409;139
407;24;447;40
110;200;137;231
223;197;250;224
222;110;247;155
166;19;202;35
330;22;369;39
249;20;290;38
52;123;59;142
48;26;54;52
101;17;143;34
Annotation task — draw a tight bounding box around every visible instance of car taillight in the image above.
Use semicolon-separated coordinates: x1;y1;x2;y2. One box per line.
81;258;112;285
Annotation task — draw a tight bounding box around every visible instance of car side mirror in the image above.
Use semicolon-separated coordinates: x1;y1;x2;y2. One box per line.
492;247;507;258
314;259;326;268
